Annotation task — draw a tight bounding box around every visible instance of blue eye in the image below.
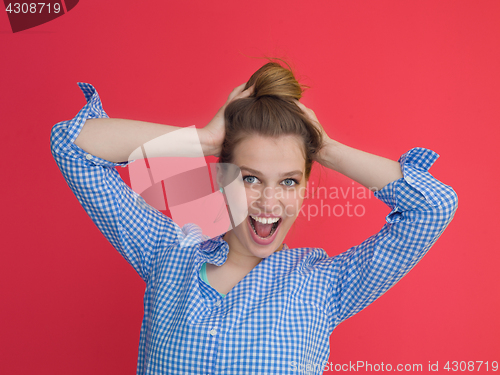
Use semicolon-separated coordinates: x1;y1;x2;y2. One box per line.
243;175;259;184
282;178;298;187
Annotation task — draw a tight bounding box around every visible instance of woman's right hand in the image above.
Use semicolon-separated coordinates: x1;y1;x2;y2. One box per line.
200;82;254;157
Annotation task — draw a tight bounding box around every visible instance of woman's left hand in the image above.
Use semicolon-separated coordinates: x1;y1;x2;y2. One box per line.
294;100;334;164
295;100;404;190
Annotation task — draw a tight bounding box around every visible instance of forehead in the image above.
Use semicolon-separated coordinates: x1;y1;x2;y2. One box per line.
232;134;306;175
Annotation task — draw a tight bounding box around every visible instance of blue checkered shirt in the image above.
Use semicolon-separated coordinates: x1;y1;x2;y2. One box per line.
50;83;458;375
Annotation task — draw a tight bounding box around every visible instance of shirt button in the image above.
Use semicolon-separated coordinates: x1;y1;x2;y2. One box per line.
214;299;221;307
209;328;217;336
85;154;92;160
406;176;413;183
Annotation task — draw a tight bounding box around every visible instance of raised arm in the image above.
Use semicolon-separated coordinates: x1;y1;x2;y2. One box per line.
294;101;459;331
50;83;183;282
75;117;206;163
50;82;253;282
294;100;403;191
74;82;254;162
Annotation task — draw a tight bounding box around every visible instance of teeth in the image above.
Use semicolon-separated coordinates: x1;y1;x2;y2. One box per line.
249;215;280;239
250;215;280;224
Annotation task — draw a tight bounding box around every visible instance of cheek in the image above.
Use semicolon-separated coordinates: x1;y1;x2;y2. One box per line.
289;205;302;219
245;185;262;206
281;190;304;218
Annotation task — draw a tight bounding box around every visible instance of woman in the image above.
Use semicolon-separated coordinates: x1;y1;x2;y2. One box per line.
50;60;458;374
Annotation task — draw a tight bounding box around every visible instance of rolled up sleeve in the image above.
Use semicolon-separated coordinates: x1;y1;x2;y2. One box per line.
50;83;183;282
327;147;458;330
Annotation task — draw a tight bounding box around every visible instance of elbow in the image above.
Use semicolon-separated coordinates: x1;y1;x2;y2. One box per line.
50;121;66;157
50;122;60;155
446;185;459;218
436;185;459;226
451;186;459;213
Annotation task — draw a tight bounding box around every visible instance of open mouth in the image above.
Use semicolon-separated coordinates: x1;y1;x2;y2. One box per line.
248;215;282;239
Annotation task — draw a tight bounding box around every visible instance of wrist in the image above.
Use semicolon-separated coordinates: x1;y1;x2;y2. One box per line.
196;128;210;156
197;128;220;157
316;138;343;171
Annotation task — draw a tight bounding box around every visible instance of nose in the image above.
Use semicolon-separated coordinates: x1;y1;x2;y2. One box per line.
257;185;281;214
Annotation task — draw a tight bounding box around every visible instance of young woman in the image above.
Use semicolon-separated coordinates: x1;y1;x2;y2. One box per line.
50;60;458;375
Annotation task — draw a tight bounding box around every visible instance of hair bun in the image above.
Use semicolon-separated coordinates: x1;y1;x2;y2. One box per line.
246;61;304;101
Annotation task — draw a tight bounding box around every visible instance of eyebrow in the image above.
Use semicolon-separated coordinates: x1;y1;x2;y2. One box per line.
239;166;304;178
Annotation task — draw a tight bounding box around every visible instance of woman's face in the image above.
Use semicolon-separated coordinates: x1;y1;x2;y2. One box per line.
223;134;308;260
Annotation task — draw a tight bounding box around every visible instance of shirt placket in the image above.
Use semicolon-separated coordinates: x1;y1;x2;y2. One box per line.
205;296;226;375
194;256;228;374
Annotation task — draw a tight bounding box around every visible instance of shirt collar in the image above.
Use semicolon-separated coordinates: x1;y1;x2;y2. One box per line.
198;232;230;266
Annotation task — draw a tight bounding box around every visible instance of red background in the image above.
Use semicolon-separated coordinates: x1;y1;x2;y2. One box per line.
1;0;498;373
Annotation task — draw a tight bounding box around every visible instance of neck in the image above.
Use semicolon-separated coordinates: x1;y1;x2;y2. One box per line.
222;231;284;270
222;231;262;270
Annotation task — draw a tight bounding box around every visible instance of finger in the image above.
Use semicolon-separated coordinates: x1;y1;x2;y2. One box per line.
238;83;255;98
294;99;307;112
295;100;315;115
233;82;247;91
245;83;255;93
228;83;254;103
294;100;318;122
227;83;248;101
235;82;249;95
